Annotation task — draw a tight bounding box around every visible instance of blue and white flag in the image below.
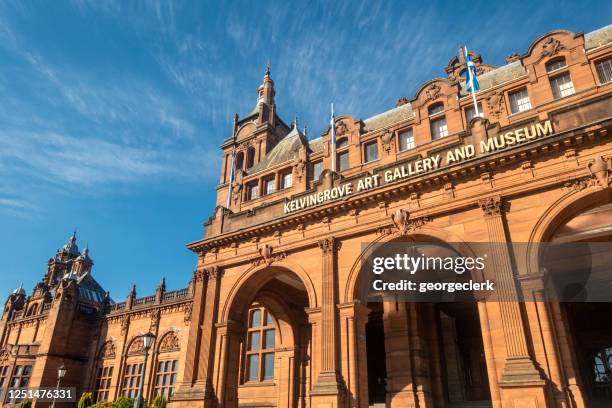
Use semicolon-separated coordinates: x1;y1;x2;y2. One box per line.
464;46;480;93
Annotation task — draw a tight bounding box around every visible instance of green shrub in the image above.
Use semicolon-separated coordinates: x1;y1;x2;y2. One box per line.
92;402;113;408
151;395;166;408
78;392;94;408
18;398;31;408
112;397;133;408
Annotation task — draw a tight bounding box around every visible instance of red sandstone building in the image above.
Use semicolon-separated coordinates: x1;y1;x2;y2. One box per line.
2;24;612;408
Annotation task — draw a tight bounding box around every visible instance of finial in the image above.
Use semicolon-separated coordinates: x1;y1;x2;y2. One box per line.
265;59;270;76
294;116;299;129
304;125;308;137
234;113;239;124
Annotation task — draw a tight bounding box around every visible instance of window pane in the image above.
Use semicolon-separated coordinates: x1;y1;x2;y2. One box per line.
248;355;259;381
265;311;274;325
251;309;261;327
248;184;258;200
282;172;292;189
398;129;415;151
509;88;531;113
364;142;378;163
428;104;444;116
263;353;275;380
338;151;349;171
550;73;575;99
249;331;261;351
596;58;612;84
264;329;275;349
546;59;566;72
431;117;448;140
264;179;274;195
336;138;348;149
311;161;323;181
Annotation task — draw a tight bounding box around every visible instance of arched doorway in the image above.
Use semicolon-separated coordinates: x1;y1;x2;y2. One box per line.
221;266;312;408
547;201;612;406
356;234;493;407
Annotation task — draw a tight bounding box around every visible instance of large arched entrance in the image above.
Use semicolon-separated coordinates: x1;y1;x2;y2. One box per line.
220;265;313;408
354;233;493;408
547;200;612;407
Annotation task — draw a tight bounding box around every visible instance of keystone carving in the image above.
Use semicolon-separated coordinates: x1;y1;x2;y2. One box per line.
252;244;286;266
390;209;430;234
587;156;611;188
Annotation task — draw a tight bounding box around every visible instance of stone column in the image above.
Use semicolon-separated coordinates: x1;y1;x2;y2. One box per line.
172;265;223;406
311;237;345;407
338;301;369;408
213;320;243;408
478;196;546;406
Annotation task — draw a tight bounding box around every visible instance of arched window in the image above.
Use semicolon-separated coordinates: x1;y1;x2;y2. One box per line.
235;152;244;172
246;147;256;169
244;304;276;382
428;103;445;116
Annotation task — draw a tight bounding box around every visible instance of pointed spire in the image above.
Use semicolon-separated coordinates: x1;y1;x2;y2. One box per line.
12;282;25;296
265;59;270;77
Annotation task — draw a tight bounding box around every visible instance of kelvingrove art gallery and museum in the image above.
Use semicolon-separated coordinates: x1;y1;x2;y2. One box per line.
2;23;612;408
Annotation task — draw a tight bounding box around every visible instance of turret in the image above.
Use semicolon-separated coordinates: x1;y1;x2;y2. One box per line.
72;245;93;276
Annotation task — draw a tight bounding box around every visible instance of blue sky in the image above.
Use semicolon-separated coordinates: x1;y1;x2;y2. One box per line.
0;1;610;300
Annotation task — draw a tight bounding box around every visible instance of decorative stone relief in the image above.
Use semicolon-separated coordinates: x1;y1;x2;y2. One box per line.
587;156;611;187
158;332;180;353
540;37;564;59
390;209;430;235
100;341;116;359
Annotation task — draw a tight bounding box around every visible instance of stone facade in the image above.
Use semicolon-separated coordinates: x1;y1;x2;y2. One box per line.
2;24;612;408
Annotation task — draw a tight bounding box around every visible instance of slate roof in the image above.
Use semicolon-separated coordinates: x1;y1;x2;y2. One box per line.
363;103;415;132
459;61;527;96
308;137;325;154
77;272;110;303
248;127;307;175
585;24;612;50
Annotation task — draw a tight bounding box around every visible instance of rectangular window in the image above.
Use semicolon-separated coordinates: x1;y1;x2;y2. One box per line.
337;151;349;171
430;117;448;140
9;365;32;388
281;171;293;189
465;103;483;123
550;73;575;99
336;138;349;149
95;366;114;402
364;142;378;163
595;58;612;84
263;178;275;195
122;363;143;399
508;88;532;114
0;366;10;389
154;360;178;399
398;129;415;151
247;183;258;201
310;160;323;181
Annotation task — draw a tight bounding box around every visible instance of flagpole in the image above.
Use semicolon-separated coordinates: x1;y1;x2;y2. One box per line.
226;113;238;208
330;103;336;172
464;46;481;118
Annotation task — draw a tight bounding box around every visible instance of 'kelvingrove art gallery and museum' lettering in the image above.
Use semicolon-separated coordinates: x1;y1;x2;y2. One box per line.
2;24;612;408
285;120;553;213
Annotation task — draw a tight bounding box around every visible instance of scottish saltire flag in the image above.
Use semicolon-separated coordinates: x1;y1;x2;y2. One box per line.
330;103;337;171
464;46;480;93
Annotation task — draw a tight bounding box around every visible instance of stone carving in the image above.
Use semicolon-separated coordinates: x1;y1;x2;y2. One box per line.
159;332;180;353
486;91;506;119
381;132;394;154
128;336;145;355
506;53;521;63
149;309;160;331
396;97;409;107
424;83;442;103
294;158;306;181
0;346;11;363
587;156;611;187
205;266;223;280
183;302;193;325
540;37;564;59
317;237;339;253
100;341;116;359
335;121;348;137
563;178;591;192
478;196;503;217
231;183;243;205
120;315;130;336
252;245;286;266
390;209;429;234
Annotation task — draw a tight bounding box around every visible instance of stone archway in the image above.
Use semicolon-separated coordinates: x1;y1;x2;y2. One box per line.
216;265;313;408
344;227;496;408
